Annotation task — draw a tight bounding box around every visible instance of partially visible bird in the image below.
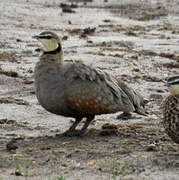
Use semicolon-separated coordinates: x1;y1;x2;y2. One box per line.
33;31;147;136
162;76;179;144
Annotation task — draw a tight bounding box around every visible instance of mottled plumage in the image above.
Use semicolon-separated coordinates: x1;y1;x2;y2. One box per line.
162;77;179;144
33;31;147;136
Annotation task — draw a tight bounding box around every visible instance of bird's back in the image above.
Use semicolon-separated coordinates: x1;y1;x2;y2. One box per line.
64;63;135;115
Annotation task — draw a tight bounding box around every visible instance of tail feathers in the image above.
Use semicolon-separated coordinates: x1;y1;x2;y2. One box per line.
116;78;149;116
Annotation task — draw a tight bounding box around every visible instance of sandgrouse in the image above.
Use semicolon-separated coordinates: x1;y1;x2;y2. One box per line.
163;77;179;144
33;31;147;136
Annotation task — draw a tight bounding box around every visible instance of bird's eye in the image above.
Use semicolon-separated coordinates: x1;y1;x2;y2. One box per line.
45;35;52;39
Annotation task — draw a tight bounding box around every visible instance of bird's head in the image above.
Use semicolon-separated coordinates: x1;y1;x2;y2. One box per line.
165;76;179;95
32;31;61;52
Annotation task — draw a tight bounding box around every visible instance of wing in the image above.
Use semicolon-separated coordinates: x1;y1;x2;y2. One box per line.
63;63;135;115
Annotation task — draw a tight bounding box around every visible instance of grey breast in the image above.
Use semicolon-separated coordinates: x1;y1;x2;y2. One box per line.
34;59;70;115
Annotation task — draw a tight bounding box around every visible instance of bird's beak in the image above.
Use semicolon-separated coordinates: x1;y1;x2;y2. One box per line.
164;82;171;87
32;35;40;40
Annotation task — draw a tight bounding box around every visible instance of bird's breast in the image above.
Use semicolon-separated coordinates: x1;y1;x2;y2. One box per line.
34;64;67;114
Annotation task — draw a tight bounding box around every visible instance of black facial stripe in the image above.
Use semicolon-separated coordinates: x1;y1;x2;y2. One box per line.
168;80;179;86
39;35;52;39
171;81;179;85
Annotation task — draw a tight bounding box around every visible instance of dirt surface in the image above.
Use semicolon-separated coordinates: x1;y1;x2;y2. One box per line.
0;0;179;179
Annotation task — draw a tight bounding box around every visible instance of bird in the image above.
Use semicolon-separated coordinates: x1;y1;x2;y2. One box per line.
33;31;147;136
162;76;179;144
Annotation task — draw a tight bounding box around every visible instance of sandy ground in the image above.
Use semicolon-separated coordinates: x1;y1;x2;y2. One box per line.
0;0;179;179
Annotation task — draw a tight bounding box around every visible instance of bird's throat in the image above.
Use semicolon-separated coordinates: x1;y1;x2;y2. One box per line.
43;43;62;54
43;43;64;65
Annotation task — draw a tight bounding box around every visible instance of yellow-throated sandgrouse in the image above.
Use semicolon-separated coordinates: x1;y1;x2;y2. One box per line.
33;31;147;136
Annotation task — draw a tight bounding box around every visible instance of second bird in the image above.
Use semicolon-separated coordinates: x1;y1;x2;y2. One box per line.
33;31;147;136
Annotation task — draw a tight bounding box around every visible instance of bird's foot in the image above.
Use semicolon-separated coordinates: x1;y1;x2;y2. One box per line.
63;130;85;137
117;112;133;120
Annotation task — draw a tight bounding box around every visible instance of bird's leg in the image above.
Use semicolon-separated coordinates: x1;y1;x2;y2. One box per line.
63;117;82;137
80;115;95;134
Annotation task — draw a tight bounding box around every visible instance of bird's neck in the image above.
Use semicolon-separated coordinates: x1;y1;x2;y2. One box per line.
42;43;64;65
